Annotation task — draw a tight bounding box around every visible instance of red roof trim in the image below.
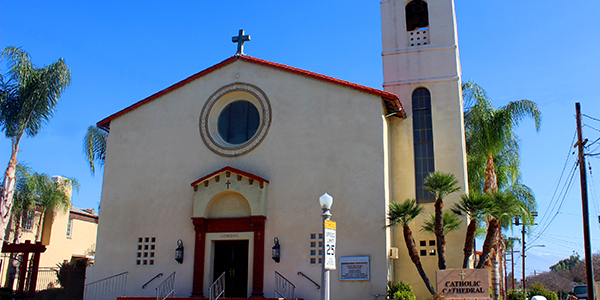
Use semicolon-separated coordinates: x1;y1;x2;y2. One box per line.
97;55;405;130
97;56;239;130
191;166;269;187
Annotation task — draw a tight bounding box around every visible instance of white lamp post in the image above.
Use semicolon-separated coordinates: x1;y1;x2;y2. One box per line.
319;193;333;300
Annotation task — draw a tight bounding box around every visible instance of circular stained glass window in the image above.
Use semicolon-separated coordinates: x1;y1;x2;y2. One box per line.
200;82;271;157
217;100;260;145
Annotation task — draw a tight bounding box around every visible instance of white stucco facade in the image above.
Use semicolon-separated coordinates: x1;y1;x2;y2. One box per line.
91;58;402;299
90;1;469;299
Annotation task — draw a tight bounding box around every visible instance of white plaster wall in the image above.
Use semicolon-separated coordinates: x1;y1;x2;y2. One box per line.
93;59;390;299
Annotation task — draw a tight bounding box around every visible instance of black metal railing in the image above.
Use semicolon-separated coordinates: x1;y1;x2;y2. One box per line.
83;271;128;300
155;271;175;300
297;271;320;289
208;272;225;300
275;271;295;299
142;273;163;289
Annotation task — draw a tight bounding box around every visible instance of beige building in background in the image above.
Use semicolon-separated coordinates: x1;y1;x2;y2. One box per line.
88;1;469;299
1;178;98;289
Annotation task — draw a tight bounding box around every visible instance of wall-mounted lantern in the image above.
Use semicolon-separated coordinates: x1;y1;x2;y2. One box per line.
175;239;184;264
272;237;280;263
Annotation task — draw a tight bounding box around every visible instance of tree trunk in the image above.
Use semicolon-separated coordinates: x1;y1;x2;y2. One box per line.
0;139;21;243
13;212;22;244
494;234;506;300
476;218;499;269
434;198;446;270
403;225;436;295
35;209;45;242
483;153;497;194
491;253;500;300
462;220;478;268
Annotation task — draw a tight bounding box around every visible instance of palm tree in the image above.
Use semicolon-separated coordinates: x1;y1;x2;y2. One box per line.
29;173;78;242
5;164;36;289
83;126;108;175
462;81;541;194
423;171;460;270
0;47;71;242
451;192;492;268
386;199;435;295
477;191;530;269
12;164;37;244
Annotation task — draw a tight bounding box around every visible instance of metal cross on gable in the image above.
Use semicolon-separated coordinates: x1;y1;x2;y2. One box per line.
232;29;251;56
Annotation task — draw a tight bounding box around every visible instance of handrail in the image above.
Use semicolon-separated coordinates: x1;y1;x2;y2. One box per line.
209;272;226;300
83;271;128;300
142;273;163;289
275;271;295;299
297;271;320;289
156;272;175;300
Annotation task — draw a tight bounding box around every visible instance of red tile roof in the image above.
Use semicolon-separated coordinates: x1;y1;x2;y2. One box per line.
97;55;405;130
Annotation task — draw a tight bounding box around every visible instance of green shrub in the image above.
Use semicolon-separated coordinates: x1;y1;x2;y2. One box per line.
527;283;558;300
387;281;415;300
507;289;527;300
394;290;416;300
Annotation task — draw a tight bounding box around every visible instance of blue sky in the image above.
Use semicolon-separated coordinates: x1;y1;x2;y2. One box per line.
2;1;600;280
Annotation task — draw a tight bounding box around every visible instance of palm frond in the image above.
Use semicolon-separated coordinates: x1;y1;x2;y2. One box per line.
83;126;108;174
423;171;460;200
386;199;423;228
421;211;463;235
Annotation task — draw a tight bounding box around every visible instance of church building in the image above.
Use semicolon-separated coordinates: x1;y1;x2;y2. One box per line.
88;0;468;299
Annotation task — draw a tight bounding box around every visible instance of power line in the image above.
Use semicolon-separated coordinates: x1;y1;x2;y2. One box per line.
583;114;600;123
531;130;577;236
583;124;600;133
587;162;600;233
529;161;578;245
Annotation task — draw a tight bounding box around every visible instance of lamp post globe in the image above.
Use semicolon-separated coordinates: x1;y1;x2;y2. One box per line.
319;192;333;300
319;193;333;210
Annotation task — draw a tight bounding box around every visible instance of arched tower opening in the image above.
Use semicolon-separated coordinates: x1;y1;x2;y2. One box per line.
405;0;429;47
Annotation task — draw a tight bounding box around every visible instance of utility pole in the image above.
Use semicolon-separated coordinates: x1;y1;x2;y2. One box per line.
511;249;519;290
575;102;595;300
522;226;526;289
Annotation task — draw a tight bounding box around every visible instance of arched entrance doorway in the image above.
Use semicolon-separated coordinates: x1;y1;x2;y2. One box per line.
189;167;269;298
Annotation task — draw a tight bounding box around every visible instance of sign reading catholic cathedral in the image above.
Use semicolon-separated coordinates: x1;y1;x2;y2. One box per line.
437;269;490;299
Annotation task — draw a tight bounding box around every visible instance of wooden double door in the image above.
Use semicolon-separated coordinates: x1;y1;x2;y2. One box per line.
213;240;249;298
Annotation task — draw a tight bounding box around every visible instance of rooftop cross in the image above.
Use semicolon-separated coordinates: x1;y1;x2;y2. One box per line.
232;29;251;56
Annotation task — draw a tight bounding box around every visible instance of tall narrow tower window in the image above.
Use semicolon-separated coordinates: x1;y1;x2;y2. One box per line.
405;0;429;31
412;88;435;203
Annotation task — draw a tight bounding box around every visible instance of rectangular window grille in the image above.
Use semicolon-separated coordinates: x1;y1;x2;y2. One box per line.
136;237;156;266
22;212;35;231
418;239;436;257
310;233;323;264
66;218;73;238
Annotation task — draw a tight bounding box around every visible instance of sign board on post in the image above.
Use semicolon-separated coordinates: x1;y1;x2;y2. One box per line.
340;256;370;281
324;220;336;270
436;269;490;299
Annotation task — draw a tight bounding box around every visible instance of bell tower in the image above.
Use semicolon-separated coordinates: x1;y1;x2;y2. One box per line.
381;0;469;297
